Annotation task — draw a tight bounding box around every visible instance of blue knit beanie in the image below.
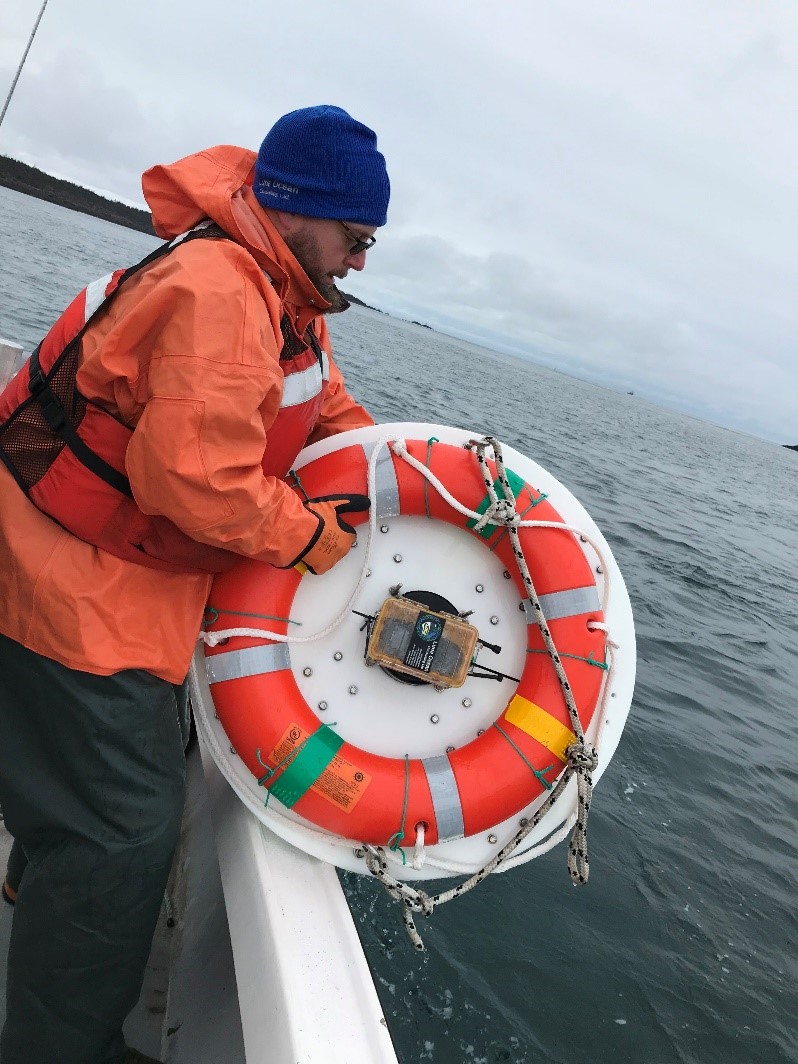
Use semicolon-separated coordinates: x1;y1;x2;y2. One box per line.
253;105;390;226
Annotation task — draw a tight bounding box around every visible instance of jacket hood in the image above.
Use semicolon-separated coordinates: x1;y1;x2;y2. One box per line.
143;145;258;240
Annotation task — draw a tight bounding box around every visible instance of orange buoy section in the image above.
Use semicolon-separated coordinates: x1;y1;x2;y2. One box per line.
204;439;606;846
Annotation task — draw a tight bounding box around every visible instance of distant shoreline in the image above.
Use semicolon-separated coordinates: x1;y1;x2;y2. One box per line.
0;155;156;235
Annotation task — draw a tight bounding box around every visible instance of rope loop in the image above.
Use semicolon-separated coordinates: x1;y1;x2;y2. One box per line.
412;823;427;870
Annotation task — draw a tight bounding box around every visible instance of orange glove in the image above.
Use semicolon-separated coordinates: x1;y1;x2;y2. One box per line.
292;494;371;575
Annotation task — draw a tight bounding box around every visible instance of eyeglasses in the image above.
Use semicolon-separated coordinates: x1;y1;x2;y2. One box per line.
338;221;377;255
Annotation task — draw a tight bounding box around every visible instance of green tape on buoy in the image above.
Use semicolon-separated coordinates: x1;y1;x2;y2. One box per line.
467;468;527;538
267;726;344;808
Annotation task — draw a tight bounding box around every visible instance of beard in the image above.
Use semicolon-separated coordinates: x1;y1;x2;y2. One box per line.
283;227;351;315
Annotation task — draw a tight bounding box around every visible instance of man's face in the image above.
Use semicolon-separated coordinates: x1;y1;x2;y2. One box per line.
283;218;377;314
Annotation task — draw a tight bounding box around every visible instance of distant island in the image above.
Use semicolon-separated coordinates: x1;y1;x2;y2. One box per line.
341;292;383;313
784;444;798;452
0;155;156;235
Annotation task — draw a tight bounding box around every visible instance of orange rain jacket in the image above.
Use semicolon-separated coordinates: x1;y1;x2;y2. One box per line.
0;146;373;682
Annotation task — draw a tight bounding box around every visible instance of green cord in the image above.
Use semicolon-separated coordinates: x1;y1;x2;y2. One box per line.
526;647;609;670
489;493;548;552
423;437;439;517
287;469;310;502
255;744;300;810
385;755;411;864
203;605;300;629
492;722;555;790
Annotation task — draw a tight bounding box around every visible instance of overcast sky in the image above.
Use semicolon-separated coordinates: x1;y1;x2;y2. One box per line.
1;0;796;442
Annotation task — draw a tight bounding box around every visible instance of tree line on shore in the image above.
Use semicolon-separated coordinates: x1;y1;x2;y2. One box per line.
0;155;155;235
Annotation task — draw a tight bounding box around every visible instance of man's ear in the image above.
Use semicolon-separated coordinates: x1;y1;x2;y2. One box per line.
269;209;303;238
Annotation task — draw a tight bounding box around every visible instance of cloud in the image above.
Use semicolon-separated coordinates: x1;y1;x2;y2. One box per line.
1;0;796;440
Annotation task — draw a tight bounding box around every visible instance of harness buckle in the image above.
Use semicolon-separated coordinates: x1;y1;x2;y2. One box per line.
28;366;46;397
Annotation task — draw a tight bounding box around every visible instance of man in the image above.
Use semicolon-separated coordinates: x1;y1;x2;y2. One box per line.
0;104;389;1063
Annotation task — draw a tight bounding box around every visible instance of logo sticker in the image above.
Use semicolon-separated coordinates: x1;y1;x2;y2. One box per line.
416;614;443;642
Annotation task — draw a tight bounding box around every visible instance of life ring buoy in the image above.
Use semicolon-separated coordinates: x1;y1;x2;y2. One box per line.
203;434;607;849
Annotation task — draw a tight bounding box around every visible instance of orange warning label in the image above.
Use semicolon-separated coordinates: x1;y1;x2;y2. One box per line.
269;724;371;813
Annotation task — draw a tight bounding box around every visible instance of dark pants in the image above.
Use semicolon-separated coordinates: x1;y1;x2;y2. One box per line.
0;634;186;1064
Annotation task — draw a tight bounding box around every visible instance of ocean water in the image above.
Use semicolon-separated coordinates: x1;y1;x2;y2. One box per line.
1;185;796;1064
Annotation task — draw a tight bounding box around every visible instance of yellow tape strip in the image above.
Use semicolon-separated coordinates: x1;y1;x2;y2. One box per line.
504;695;575;762
294;561;309;575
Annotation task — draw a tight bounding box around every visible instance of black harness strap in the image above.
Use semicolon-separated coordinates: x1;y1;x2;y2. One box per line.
28;346;135;498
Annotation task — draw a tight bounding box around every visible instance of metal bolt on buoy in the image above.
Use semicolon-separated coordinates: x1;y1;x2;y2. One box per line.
318;701;328;711
462;698;472;707
503;570;511;579
477;729;485;736
334;652;343;661
348;685;358;695
430;714;440;724
302;667;312;677
488;834;498;844
596;565;603;574
380;525;389;533
475;583;484;593
393;554;402;563
490;615;499;625
446;745;455;753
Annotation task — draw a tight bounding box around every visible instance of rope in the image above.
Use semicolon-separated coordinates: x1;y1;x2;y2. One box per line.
255;743;302;810
526;648;609;670
203;605;299;629
359;723;594;951
356;435;606;949
412;823;427;871
423;436;439;517
492;722;555;790
193;645;591;883
468;436;599;884
198;431;617;949
489;494;547;553
385;755;411;865
391;438;613;614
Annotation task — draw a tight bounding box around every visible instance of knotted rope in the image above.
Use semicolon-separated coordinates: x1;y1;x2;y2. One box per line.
469;435;599;884
197;431;614;950
358;436;605;949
